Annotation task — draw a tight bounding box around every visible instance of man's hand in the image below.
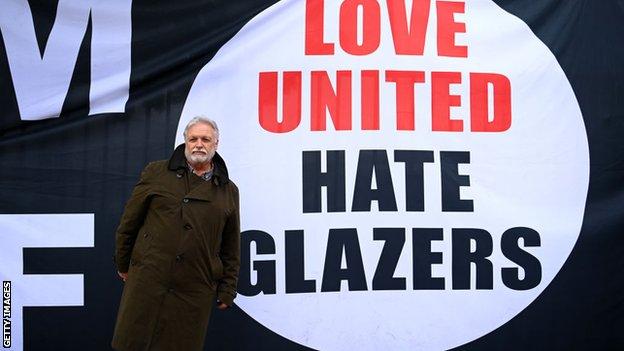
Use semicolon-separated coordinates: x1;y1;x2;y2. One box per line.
216;301;229;310
118;271;128;282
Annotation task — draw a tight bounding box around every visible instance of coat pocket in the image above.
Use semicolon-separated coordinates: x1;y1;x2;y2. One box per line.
210;255;224;281
130;231;152;264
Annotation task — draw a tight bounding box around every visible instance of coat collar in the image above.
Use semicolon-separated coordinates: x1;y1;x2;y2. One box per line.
168;144;230;186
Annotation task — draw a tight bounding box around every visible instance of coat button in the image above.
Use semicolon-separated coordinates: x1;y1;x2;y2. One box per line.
175;255;182;262
183;198;189;203
184;223;192;230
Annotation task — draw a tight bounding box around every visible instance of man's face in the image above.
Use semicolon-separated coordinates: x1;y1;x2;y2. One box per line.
184;123;218;165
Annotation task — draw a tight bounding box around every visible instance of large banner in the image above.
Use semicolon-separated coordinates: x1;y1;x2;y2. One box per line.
0;1;622;350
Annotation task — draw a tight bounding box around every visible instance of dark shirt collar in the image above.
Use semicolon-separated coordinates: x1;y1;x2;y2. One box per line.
187;161;213;181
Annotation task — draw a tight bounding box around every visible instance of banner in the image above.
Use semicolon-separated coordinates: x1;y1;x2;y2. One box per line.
0;1;622;350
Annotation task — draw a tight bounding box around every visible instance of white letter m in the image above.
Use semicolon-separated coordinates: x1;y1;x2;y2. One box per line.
0;0;131;121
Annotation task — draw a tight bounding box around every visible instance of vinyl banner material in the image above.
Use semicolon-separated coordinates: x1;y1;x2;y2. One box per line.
0;1;622;350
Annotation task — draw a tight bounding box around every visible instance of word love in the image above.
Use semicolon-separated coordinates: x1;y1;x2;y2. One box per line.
306;0;468;57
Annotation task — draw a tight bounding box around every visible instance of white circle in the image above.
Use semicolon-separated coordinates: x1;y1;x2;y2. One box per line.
177;1;589;350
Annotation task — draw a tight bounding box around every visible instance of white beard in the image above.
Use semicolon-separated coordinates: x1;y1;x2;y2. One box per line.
185;148;215;165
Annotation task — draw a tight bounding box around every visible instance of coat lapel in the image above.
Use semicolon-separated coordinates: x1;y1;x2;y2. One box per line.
185;176;214;202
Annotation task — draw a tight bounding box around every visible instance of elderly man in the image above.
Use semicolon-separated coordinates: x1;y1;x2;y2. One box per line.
112;116;240;351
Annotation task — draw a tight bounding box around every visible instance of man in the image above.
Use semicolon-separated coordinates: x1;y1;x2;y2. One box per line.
111;116;240;351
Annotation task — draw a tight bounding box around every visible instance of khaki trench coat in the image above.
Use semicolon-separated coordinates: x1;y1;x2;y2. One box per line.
112;144;240;351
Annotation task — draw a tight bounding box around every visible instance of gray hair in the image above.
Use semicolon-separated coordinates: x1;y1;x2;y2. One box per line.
183;116;220;140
